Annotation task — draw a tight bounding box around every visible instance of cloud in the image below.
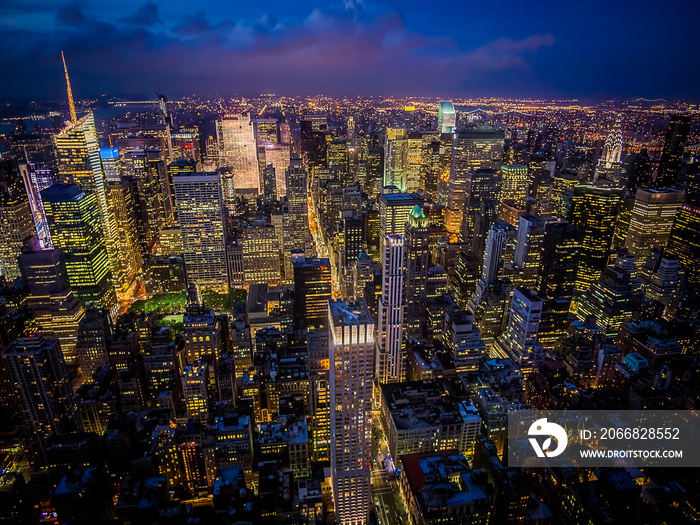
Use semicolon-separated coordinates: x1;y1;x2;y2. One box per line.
0;2;558;99
55;1;86;26
120;1;161;26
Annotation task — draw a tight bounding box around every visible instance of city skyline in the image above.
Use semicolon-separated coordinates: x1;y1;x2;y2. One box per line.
1;0;699;101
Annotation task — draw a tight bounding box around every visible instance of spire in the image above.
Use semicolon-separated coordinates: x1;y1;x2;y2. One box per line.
61;51;78;124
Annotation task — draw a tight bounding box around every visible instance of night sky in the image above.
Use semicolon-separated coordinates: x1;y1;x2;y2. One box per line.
0;0;696;100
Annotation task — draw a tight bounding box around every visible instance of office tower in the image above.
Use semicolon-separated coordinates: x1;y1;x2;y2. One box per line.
108;180;142;286
129;147;169;243
446;130;505;238
655;115;692;188
293;256;332;331
75;307;110;382
19;242;85;362
594;114;623;183
18;162;53;249
404;132;425;193
270;211;292;284
241;220;281;287
170;127;201;163
404;205;429;338
262;164;277;201
378;190;424;242
462;168;501;255
443;310;487;372
2;335;75;436
328;139;350;182
54;76;119;298
183;307;222;364
361;134;384;198
0;160;35;282
421;137;442;201
665;203;700;285
159;225;183;256
262;143;290;197
496;288;544;376
640;250;685;318
328;299;374;525
100;147;121;182
173;172;228;292
470;221;516;311
437;101;457;134
286;157;310;253
576;252;638;336
627;148;653;194
254;118;278;182
342;215;364;270
347;116;356;147
216;113;259;191
300;120;327;175
42;184;115;310
513;216;546;289
376;234;406;384
167;158;197;220
182;361;209;424
384;128;408;190
624;188;685;267
569;183;622;291
500;164;529;206
537;222;583;300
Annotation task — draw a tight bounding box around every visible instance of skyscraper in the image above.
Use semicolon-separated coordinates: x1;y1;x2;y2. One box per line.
42;184;115;310
182;361;209;424
624;188;685;267
384;128;408;190
285;157;310;253
569;182;622;291
665;203;700;285
378;190;424;242
655;115;692;189
173;172;228;291
404;205;429;338
75;307;110;382
513;215;546;290
594;114;623;183
0;160;35;282
2;335;75;436
462;168;501;255
329;299;374;525
437;101;457;134
376;234;406;383
496;288;544;376
500;164;529;207
216;113;260;191
293;255;332;331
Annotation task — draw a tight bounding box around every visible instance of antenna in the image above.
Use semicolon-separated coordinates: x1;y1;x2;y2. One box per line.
61;51;78;124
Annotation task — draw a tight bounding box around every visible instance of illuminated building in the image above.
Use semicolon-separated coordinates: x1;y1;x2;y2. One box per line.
108;180;142;291
399;452;493;525
624;188;685;267
328;139;350;182
157;225;183;255
640;251;684;318
170;127;200;163
665;204;700;285
286;157;310;253
576;252;638;336
18;242;85;362
128;148;169;245
384;128;408;190
254;118;278;180
443;311;487;373
380;381;481;458
300;120;327;175
216;113;260;191
75;307;109;382
270;211;292;284
655;115;692;189
462;168;501;256
241;220;281;287
500;164;529;207
470;221;515;313
437;101;456;134
361;134;383;199
183;307;222;365
166;158;196;220
293;255;331;331
378;190;424;242
446;130;504;238
513;215;546;289
143;255;186;294
376;234;406;383
42;184;115;310
18;162;52;249
0;160;35;282
141;326;176;396
2;334;76;436
307;330;331;462
328;299;374;525
594;114;623;183
496;288;544;376
182;361;209;424
262;143;290;197
405;132;426;193
256;415;310;479
569;182;622;291
54;100;119;302
262;164;277;201
342;215;364;272
404;206;429;338
173;172;229;292
99;147;121;182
